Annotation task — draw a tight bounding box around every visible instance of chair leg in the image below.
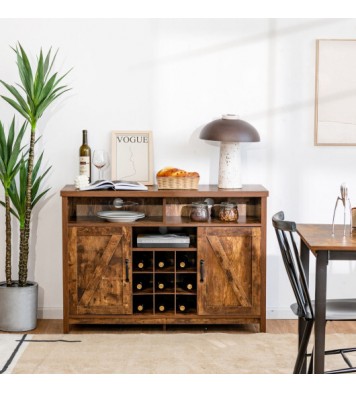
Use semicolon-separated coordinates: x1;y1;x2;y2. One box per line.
307;349;314;374
294;320;314;374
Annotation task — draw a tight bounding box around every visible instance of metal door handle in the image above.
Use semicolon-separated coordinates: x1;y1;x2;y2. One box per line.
200;259;205;282
125;259;129;282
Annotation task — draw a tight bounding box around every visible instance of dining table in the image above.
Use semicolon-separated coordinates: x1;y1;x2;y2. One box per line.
296;223;356;373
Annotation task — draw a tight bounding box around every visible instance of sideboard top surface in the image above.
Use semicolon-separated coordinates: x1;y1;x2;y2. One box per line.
60;184;269;198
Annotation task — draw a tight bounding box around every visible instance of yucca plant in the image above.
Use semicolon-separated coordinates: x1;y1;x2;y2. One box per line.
0;118;27;285
0;43;71;286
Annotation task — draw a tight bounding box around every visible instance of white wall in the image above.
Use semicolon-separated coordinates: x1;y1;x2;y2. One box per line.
1;18;356;319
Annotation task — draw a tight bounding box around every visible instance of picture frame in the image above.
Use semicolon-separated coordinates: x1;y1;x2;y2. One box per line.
111;131;153;185
315;39;356;146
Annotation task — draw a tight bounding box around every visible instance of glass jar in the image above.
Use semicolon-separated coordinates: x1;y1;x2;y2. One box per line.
190;202;209;222
218;203;238;222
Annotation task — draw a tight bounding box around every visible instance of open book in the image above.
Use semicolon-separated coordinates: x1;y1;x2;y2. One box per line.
80;180;148;191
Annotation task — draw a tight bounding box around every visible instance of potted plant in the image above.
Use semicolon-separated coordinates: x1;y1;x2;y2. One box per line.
0;43;71;331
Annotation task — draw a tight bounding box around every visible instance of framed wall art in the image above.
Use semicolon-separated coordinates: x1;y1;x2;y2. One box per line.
111;131;153;185
315;39;356;145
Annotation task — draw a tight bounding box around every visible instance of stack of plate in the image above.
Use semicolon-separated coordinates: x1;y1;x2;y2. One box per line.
97;211;145;222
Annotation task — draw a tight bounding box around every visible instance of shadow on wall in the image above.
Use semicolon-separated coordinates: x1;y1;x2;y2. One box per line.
132;19;340;70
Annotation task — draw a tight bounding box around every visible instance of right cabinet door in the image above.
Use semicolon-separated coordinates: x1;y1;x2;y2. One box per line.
197;227;261;316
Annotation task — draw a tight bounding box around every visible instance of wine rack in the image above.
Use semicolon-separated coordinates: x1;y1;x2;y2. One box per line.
132;250;198;315
61;184;268;333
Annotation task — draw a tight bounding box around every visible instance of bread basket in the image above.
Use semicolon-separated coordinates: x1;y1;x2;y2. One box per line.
156;176;199;189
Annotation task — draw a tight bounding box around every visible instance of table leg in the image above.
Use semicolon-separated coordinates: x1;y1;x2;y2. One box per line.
314;250;328;374
299;240;310;373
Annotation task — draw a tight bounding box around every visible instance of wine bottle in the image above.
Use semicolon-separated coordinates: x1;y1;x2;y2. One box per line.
79;130;91;182
137;304;144;312
137;261;144;269
178;254;188;269
178;304;186;312
157;282;165;290
186;283;193;291
158;261;165;269
158;304;165;312
136;282;143;290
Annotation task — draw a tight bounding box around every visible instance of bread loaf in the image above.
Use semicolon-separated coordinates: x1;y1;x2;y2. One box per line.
156;167;199;178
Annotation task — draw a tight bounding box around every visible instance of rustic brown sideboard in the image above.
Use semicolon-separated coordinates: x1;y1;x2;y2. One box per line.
61;184;268;333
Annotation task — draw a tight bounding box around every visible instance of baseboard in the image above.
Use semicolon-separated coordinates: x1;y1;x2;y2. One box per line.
37;307;296;320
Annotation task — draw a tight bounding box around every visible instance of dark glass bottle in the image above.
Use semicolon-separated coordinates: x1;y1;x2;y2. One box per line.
79;130;91;182
178;254;189;269
157;282;165;290
136;282;143;290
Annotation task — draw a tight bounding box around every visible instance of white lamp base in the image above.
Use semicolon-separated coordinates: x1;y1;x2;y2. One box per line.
218;142;242;188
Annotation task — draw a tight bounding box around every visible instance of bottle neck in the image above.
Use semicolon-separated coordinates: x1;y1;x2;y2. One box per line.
82;130;88;144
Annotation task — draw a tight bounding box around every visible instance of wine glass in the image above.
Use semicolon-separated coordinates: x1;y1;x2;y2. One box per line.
92;150;109;180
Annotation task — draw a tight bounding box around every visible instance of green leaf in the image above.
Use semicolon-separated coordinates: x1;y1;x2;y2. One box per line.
33;49;44;103
0;200;20;221
0;95;30;121
45;48;59;81
36;87;71;119
37;72;58;105
32;188;50;208
7;120;27;175
7;117;15;158
53;67;73;88
17;43;34;95
0;80;30;115
0;121;7;164
43;47;52;78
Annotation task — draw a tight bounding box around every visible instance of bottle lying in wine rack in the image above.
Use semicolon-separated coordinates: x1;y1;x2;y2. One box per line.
177;254;189;269
157;282;165;290
137;261;145;270
176;276;196;292
157;261;165;269
176;252;196;270
133;275;153;293
176;296;197;313
133;252;153;271
155;251;174;271
136;282;143;290
155;295;174;313
155;274;174;292
133;295;153;314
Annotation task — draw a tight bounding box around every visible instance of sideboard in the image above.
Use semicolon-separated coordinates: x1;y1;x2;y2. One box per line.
61;184;268;333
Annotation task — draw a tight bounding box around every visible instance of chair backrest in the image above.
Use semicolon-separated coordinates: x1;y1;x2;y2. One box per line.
272;211;314;319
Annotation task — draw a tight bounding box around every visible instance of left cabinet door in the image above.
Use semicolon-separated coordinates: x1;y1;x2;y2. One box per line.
68;226;132;315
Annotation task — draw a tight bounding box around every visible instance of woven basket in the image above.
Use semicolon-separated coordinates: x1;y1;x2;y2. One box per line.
156;176;199;189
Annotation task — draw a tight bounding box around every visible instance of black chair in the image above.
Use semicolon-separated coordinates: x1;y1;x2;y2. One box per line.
272;211;356;374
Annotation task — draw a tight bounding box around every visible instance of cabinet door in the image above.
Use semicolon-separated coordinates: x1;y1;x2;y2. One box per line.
68;226;131;315
197;227;261;316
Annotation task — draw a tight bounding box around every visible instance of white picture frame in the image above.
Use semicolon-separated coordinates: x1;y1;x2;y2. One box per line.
111;131;153;185
315;39;356;146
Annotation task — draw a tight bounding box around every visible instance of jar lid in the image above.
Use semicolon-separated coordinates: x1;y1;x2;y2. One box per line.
191;201;208;207
220;202;237;208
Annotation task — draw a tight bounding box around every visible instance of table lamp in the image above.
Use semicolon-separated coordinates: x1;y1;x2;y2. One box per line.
199;114;260;188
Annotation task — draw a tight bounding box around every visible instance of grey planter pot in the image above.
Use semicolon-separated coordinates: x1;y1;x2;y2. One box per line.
0;281;38;332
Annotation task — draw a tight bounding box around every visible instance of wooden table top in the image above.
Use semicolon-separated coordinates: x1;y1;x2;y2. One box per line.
297;224;356;253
